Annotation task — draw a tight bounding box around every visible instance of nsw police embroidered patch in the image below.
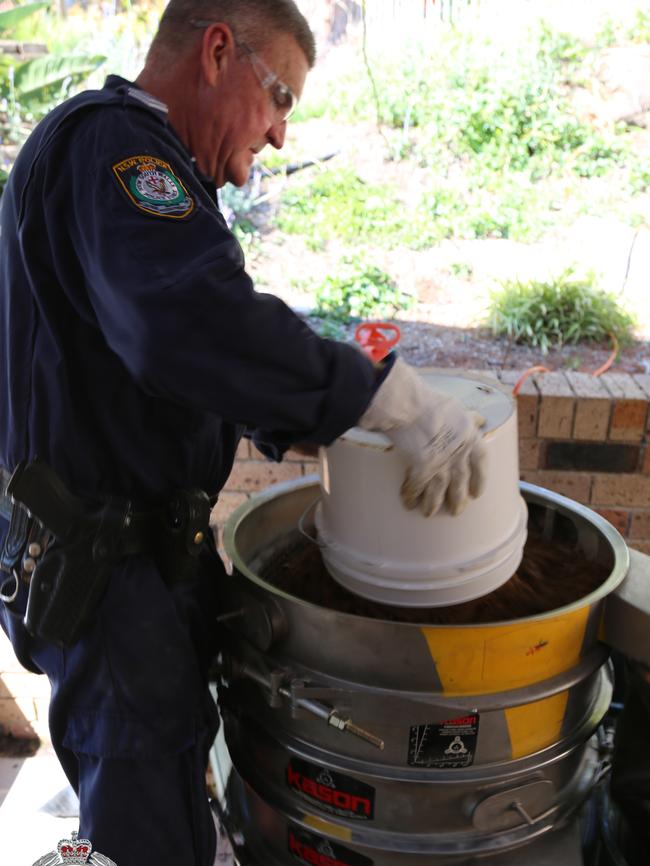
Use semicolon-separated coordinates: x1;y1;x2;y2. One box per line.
112;155;194;219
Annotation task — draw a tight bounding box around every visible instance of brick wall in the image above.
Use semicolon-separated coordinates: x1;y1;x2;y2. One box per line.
501;369;650;556
2;367;649;743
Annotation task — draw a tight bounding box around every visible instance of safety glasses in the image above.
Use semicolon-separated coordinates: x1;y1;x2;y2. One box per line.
189;21;298;121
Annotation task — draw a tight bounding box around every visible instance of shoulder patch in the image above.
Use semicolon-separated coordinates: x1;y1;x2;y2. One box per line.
112;155;195;219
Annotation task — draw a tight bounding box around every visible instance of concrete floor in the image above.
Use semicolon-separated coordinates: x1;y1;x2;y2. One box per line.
0;747;79;863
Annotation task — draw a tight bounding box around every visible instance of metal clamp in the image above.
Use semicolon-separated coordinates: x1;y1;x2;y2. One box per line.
224;657;385;750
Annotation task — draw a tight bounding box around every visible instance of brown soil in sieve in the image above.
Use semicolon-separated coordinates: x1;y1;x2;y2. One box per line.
260;521;611;624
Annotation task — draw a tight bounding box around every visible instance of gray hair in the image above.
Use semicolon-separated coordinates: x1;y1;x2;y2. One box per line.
152;0;316;67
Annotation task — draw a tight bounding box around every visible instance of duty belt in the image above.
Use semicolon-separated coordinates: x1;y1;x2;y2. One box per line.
1;464;210;558
0;460;212;646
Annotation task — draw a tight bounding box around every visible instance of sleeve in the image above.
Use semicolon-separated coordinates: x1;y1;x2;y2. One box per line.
249;351;396;460
59;109;379;447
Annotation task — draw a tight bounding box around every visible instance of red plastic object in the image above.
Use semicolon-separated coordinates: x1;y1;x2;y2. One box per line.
354;322;401;363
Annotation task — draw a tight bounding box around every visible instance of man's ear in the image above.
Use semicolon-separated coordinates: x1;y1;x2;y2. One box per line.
200;22;234;86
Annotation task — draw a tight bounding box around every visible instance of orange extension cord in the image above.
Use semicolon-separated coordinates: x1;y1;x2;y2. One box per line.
511;333;619;396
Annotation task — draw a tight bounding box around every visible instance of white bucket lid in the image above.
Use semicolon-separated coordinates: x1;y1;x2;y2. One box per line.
316;371;528;607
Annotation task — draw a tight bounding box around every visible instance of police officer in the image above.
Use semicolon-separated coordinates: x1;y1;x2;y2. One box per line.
0;1;485;864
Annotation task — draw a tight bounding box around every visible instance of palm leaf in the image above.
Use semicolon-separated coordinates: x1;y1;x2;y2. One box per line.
0;2;50;34
13;52;106;103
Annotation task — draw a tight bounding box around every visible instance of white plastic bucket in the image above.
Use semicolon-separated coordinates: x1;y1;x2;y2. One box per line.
315;371;528;607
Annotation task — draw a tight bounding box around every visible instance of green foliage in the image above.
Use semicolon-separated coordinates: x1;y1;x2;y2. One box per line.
280;19;640;258
572;137;627;178
0;2;49;34
536;21;589;67
10;53;106;113
276;167;401;248
307;24;621;182
311;256;413;323
488;269;637;354
450;261;474;279
312;317;346;340
0;1;164;136
275;159;556;251
628;8;650;43
445;73;587;173
0;165;8;196
220;183;259;228
0;3;109;134
595;17;621;48
629;163;650;194
413;170;554;243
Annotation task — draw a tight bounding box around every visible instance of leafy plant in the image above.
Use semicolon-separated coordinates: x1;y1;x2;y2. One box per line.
312;317;346;340
0;2;108;132
280;15;643;262
311;257;413;323
629;163;650;194
0;2;49;34
536;21;589;67
10;52;106;113
487;269;637;354
450;261;474;279
219;181;263;231
628;8;650;43
276;167;403;248
572;137;627;178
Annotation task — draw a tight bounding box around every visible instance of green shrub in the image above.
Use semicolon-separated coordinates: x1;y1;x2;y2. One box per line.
572;137;627;178
595;18;621;49
274;20;637;258
450;261;474;279
0;2;49;33
276;167;404;247
628;8;650;43
312;256;413;323
9;53;107;117
487;269;637;354
415;173;552;243
0;3;107;139
537;21;589;67
629;163;650;194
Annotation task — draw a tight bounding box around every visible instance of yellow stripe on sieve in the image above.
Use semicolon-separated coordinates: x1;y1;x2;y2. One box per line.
303;814;353;842
504;690;570;759
420;605;590;695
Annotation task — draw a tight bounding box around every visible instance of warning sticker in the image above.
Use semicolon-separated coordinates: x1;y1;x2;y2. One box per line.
286;758;375;820
407;713;480;768
288;827;373;866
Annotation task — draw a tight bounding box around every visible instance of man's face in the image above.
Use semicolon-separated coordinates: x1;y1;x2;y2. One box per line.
209;32;310;188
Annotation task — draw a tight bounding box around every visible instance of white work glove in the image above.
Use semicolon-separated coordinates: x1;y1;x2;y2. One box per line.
359;358;487;517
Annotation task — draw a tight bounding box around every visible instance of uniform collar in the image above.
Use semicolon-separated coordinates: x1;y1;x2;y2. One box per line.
103;75;169;121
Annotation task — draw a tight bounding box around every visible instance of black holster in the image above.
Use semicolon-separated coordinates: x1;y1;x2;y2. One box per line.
0;460;210;647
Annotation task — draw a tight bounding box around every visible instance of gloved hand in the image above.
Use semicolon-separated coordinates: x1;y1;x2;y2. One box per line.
359;358;487;517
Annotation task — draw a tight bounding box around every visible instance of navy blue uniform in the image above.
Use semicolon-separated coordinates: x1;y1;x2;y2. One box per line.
0;76;377;865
